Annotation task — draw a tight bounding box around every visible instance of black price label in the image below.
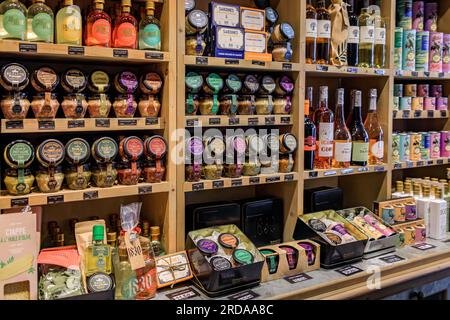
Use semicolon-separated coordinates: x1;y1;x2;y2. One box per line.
265;117;275;125
347;67;358;73
113;49;128;58
394;163;402;169
166;288;200;301
212;180;224;189
380;255;405;264
95;119;110;128
11;198;29;207
403;111;411;118
231;179;243;187
428;110;435;118
411;71;419;77
252;60;265;67
395;70;403;76
423;72;430;77
19;43;37;53
406;161;414;168
282;63;293;71
316;65;328;72
228;290;260;301
83;191;99;200
308;171;318;178
196;57;208;65
248;118;259;126
266;176;281;183
5;120;23;129
393;111;398;118
68;120;85;128
192;183;204;192
280;116;291;124
38;120;55;130
229;118;240;125
358;167;369;173
412;243;436;251
341;169;354;175
145;52;164;60
374;69;385;75
47;195;64;205
441;110;448;118
186;119;199;127
284;273;313;284
416;161;424;167
68;46;85;56
284;174;294;182
146;117;159;125
323;170;337;176
249;177;260;185
437;159;444;165
335;265;364;277
118;119;138;127
427;160;434;165
439;72;445;78
209;118;221;125
414;111;422;118
226;59;240;65
138;186;152;194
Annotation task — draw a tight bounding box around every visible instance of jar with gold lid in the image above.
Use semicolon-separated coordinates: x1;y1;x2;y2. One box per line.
279;133;297;173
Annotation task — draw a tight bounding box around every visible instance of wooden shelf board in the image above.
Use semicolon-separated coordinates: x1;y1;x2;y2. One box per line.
392;158;450;170
305;64;390;77
0;182;170;210
184;55;300;72
185;115;293;128
304;164;388;180
393;110;448;120
1;117;164;133
394;70;450;80
184;172;298;193
0;40;170;63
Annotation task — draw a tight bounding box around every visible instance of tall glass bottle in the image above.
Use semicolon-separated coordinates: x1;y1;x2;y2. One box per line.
358;1;374;68
0;0;27;40
314;86;334;169
26;0;53;42
316;0;331;65
347;0;359;66
307;86;315;119
364;88;384;165
85;225;112;276
333;88;352;168
349;90;369;166
139;0;161;51
305;0;317;64
56;0;82;45
112;0;137;49
373;5;386;68
85;0;111;47
304;94;316;171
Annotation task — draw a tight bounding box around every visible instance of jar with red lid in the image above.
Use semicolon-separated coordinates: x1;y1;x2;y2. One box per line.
117;161;142;185
139;72;163;95
138;95;161;117
185;136;203;182
119;136;144;162
144;135;167;183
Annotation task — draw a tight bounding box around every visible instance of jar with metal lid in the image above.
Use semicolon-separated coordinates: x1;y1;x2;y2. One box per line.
185;9;208;35
241;74;260;94
202;163;223;180
144;135;167;160
271;23;295;43
139;72;163;95
203;73;224;95
88;94;112;118
61;94;88;119
219;95;238;115
186;35;206;56
185;0;196;13
88;70;111;93
65;163;92;190
185;72;203;94
185;136;203;182
255;95;274;115
92;137;119;163
113;95;138;118
223;135;246;178
4;168;35;195
37;139;65;168
185;94;199;115
61;68;87;93
31;67;59;92
273;96;292;114
1;93;30;119
260;133;280;174
237;95;256;115
65;138;90;165
275;76;294;96
199;95;219;115
114;71;138;94
4;140;35;169
31;93;59;119
119;136;144;162
272;43;293;62
265;7;279;30
139;95;161;117
0;63;29;91
223;74;242;94
92;163;117;188
258;76;275;96
143;160;166;183
36;165;65;193
202;136;225;180
279;133;298;154
117;161;142;185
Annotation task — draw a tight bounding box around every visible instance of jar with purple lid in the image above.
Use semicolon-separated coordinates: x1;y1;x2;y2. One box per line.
298;242;315;266
430;85;443;98
279;246;298;270
185;136;204;182
436;97;448;111
197;239;219;257
417;84;429;97
441;131;450;158
223;135;245;178
241;74;260;94
114;71;138;115
275;76;294;96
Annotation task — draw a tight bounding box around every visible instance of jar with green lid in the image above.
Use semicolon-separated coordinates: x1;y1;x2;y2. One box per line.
186;35;206;56
237;95;256;115
0;63;29;91
4;168;35;195
31;67;59;92
31;93;59;119
255;95;274;115
88;70;111;93
61;94;88;119
199;95;219;115
36;165;65;193
61;68;87;93
241;74;259;94
87;94;112;118
203;73;224;95
139;95;161;117
185;72;203;94
219;95;238;115
113;95;137;118
259;249;279;274
92;163;117;188
185;9;208;35
139;72;163;95
117;161;142;185
65;163;92;190
271;22;295;44
272;43;293;62
92;137;119;163
185;94;199;115
4;140;35;169
223;74;242;94
273;96;292;114
232;249;254;266
1;93;30;119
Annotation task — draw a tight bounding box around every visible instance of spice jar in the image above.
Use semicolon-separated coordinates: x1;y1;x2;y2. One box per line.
4;140;35;169
139;95;161;117
0;63;29;91
185;9;208;35
139;72;163;95
92;163;117;188
273;96;292;114
36;139;65;193
36;166;65;193
241;74;260;94
113;95;138;118
272;43;293;62
1;93;30;120
202;136;225;180
143;160;165;183
31;67;59;92
117;161;142;185
271;22;295;43
224;135;246;178
31;93;60;119
275;76;294;96
119;136;144;162
186;35;206;56
61;94;88;119
203;73;224;95
199;95;219;115
185;136;203;182
88;94;112;118
61;69;87;93
219;95;238;115
255;95;274;115
260;133;280;174
4;168;35;195
237;95;256;115
65;164;92;190
186;94;199;115
114;71;138;116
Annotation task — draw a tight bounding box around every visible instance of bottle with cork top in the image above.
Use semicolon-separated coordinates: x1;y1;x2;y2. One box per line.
112;0;138;49
139;0;161;51
27;0;54;43
150;226;164;256
56;0;82;45
85;0;111;47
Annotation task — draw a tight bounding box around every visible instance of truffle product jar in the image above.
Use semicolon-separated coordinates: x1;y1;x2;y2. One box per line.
241;75;260;94
237;95;256;115
119;136;144;162
139;72;163;95
219;95;238;115
260;133;280;174
61;68;87;93
210;256;232;271
0;63;29;92
61;94;88;119
203;73;224;95
197;239;219;257
143;160;165;183
185;94;200;115
202;163;223;180
65;163;92;190
186;35;206;56
113;95;138;118
92;163;117;188
275;76;295;96
279;133;298;154
35;165;64;193
4;140;35;169
185;136;204;182
255;95;274;115
279;246;298;270
185;9;208;35
270;22;295;44
31;93;60;119
185;72;204;94
273;96;292;114
258;76;276;95
260;249;279;274
232;249;254;266
117;161;142;185
114;71;138;116
199;95;219;115
4;168;35;195
144;135;168;160
139;95;161;117
87;94;112;118
88;70;111;93
37;139;65;168
31;67;59;92
65;138;90;165
272;43;293;62
1;93;30;119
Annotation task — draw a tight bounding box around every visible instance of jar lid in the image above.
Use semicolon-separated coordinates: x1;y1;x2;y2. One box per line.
279;23;295;40
88;70;110;93
92;137;119;163
265;7;279;25
204;136;225;156
232;249;254;265
260;75;276;94
65;138;91;165
308;219;327;233
280;133;298;153
37;139;65;167
144;135;167;159
115;71;138;93
62;68;87;93
218;233;239;249
264;134;280;151
140;72;163;94
121;136;144;161
247;135;264;154
205;73;224;93
260;249;277;256
32;67;59;92
324;232;342;245
87;272;114;293
210;256;232;271
243;75;260;93
185;72;203;92
197;239;219;256
225;74;242;93
0;63;29;91
277;76;294;95
185;0;196;12
187;9;208;29
4;140;35;169
187;136;204;156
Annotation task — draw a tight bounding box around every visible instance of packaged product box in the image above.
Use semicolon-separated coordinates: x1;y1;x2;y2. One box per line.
244;30;272;61
240;7;265;32
209;2;241;28
210;26;245;59
156;251;193;289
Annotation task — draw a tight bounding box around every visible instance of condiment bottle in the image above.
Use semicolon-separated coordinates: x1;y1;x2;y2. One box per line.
27;0;54;43
0;0;27;40
139;0;161;51
85;0;111;47
56;0;82;45
113;0;138;49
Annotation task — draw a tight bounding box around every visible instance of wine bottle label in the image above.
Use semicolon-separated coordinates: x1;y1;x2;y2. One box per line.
317;20;331;39
3;9;26;37
142;23;161;49
306;19;317;38
62;15;82;42
370;140;384;159
375;27;386;45
360;26;375;44
334;141;352;162
352;142;369;162
92;19;111;44
347;26;360;44
116;22;137;47
304;135;317;151
318;122;334;157
32;13;53;40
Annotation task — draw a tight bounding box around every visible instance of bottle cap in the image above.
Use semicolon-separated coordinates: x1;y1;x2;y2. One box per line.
304;100;310;116
146;0;155;10
122;0;131;6
93;225;105;241
107;232;117;242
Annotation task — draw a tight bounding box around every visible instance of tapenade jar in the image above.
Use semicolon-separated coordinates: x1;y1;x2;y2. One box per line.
185;72;203;115
272;43;293;62
31;93;60;119
36;139;66;193
185;136;204;182
3;140;35;195
118;136;144;185
237;95;256;115
1;93;30;120
92;137;119;188
202;136;225;180
114;71;139;116
241;74;260;94
143;135;167;183
279;133;297;173
203;73;224;95
224;135;246;178
4;168;35;195
139;72;163;95
185;9;208;35
243;135;263;176
65;138;91;190
260;133;280;174
0;63;30;119
87;70;111;118
139;95;161;117
62;94;89;119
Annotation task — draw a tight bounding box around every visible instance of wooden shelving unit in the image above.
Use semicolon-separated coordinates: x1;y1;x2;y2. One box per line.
184;115;293;127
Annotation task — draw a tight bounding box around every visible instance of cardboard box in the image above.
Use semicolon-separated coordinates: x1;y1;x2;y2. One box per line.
240;7;265;32
244;30;272;62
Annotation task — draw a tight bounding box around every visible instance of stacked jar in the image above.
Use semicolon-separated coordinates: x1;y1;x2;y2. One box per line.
185;136;204;182
3;140;35;195
279;133;298;173
269;22;295;62
30;66;60;119
184;2;208;56
61;69;89;119
393;83;448;112
392;131;450;163
143;135;167;183
0;63;30;119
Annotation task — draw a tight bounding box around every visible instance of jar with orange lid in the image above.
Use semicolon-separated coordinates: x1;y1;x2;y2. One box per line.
143;135;167;183
139;72;163;95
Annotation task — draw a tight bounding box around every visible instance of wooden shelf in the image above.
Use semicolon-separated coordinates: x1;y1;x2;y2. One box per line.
394;70;450;80
305;64;390;77
304;165;388;180
0;40;170;63
185;115;293;128
392;158;450;170
393;110;449;120
0;117;164;133
0;182;170;210
184;172;298;192
184;55;300;72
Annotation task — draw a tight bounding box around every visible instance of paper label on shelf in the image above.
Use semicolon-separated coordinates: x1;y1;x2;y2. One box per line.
347;26;360;44
334;141;352;162
352;142;369;162
375;27;386;45
124;231;146;271
370;140;384;159
317;20;331;39
305;19;317;38
360;26;375;43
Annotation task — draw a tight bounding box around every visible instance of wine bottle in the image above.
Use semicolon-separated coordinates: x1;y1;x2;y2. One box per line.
314;86;334;169
333;88;352;168
364;88;384;165
304;93;316;170
349;90;369;166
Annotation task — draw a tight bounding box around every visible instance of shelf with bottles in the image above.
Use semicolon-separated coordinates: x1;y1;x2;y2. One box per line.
185;114;293;128
392;158;450;170
304;164;387;180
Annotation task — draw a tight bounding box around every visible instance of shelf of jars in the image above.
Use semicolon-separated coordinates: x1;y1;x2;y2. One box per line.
304;164;388;180
304;64;391;77
392;158;450;171
394;70;450;80
184;115;293;128
393;110;449;119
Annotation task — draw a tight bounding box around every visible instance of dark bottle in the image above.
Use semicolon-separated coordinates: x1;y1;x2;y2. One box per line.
305;0;317;64
306;86;315;118
304;93;316;171
349;90;369;166
347;0;359;66
316;0;331;65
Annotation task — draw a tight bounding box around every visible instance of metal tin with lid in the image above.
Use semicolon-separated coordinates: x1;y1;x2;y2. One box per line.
242;74;260;94
119;136;144;161
31;67;59;92
37;139;65;167
210;256;232;271
0;63;29;91
218;233;239;249
185;72;204;94
61;68;87;93
88;70;111;93
186;9;208;35
4;140;35;169
87;272;114;293
232;249;254;266
92;137;118;163
279;133;298;154
65;138;91;165
144;135;168;160
197;239;219;257
139;72;163;95
114;71;138;94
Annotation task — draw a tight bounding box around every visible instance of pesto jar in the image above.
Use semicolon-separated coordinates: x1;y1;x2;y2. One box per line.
199;95;219;115
92;163;117;188
65;138;90;165
36;165;65;193
92;137;119;163
65;164;92;190
185;9;208;35
203;73;224;95
237;95;256;115
4;140;35;169
36;139;65;192
242;162;261;176
4;168;35;196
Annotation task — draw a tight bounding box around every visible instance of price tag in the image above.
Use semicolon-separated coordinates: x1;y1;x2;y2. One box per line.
439;72;445;78
213;180;224;189
427;160;434;165
380;255;405;264
68;46;85;56
406;161;414;168
416;161;424;167
209;118;221;125
186;119;199;127
146;117;159;125
166;288;200;301
402;111;411;118
335;265;363;277
347;67;358;73
83;191;99;200
437;159;444;165
95;119;110;128
19;43;37;53
228;290;260;301
265;117;275;125
414;111;422;118
248;118;259;126
316;65;328;72
394;163;402;169
341;169;354;175
196;57;208;65
38;120;55;130
138;186;152;194
113;49;128;58
412;243;436;251
124;231;146;270
118;119;138;127
395;70;403;76
11;198;29;207
192;183;204;192
225;59;240;65
374;166;386;172
308;171;318;178
428;110;435;118
266;176;281;183
284;174;294;182
280;116;291;124
145;52;164;60
47;195;64;205
231;179;243;187
441;110;448;118
323;170;337;176
282;63;293;71
249;177;260;185
229;118;240;125
5;120;23;130
251;60;265;67
284;273;313;284
424;72;430;77
411;71;419;77
68;120;85;128
374;69;385;75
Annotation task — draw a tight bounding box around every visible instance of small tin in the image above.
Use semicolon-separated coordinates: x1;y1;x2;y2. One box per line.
382;206;395;225
394;83;404;97
415;224;427;243
421;132;431;160
397;229;406;247
440;131;450;157
430;84;443;98
400;97;412;111
232;249;254;266
260;249;279;274
405;202;418;220
392;133;401;163
197;239;219;257
399;133;411;161
404;84;417;97
279;246;298;270
218;233;239;249
398;0;413;30
412;97;424;110
402;29;416;71
210;2;240;28
393;96;400;111
412;1;424;31
394;203;406;223
410;133;422;161
443;34;450;73
436;97;448;111
425;2;438;32
404;226;416;245
429;32;443;72
415;31;430;71
209;256;232;271
430;131;441;158
424;97;436;110
417;84;429;97
394;27;403;70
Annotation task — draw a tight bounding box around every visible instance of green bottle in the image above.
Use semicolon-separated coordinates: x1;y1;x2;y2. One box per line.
27;0;53;43
0;0;27;40
139;0;161;51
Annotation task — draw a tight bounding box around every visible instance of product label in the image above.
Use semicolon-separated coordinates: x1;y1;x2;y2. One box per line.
95;139;117;160
304;135;316;151
305;19;317;38
347;26;360;44
124;231;146;271
40;140;64;164
67;140;88;162
4;64;26;86
148;138;167;157
241;9;265;31
317;20;331;39
360;26;375;43
370;140;384;159
32;12;53;40
212;4;240;27
9;142;33;164
318;123;334;157
3;9;26;37
334;141;352;162
244;32;266;53
375;27;386;45
142;23;161;49
217;27;244;50
37;68;57;89
92;19;111;44
62;15;82;42
117;22;136;47
352;142;369;162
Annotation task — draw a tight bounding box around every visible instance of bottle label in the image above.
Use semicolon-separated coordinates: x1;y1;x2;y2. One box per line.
305;19;317;38
360;26;375;44
116;22;136;47
142;23;161;49
318;122;334;157
347;26;360;44
32;12;53;40
62;15;82;42
375;27;386;45
352;142;369;162
92;19;111;44
304;135;316;151
3;9;26;37
334;141;352;162
370;140;384;159
317;20;331;39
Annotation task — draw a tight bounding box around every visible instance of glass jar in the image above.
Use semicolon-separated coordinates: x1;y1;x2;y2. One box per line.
185;9;208;35
65;164;92;190
31;67;59;92
185;72;203;94
119;136;144;162
92;163;117;188
238;95;256;115
36;165;65;193
186;35;206;56
113;95;138;118
4;168;35;195
185;163;202;182
61;94;88;119
31;93;59;119
1;93;30;119
219;95;238;115
143;160;166;183
203;73;224;95
223;164;243;178
202;163;223;180
117;161;142;185
139;95;161;117
185;94;199;115
223;74;242;94
275;76;294;96
37;139;65;168
4;140;35;169
92;137;119;163
270;23;295;43
144;135;168;160
273;96;292;114
241;75;259;94
255;95;274;115
185;136;203;182
279;133;298;155
0;63;29;91
199;95;219;115
242;162;261;176
265;7;279;30
88;70;111;93
260;133;280;174
272;43;293;62
61;68;87;93
139;72;163;95
258;76;276;95
65;138;90;165
279;154;294;173
114;71;138;94
87;94;112;118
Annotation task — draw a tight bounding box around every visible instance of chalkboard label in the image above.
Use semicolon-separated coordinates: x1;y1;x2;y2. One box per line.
226;59;240;65
316;65;328;72
411;71;419;77
374;69;385;75
341;169;354;175
196;57;208;65
249;177;260;185
282;63;293;71
19;43;37;53
380;255;405;264
308;171;318;178
68;120;85;128
229;118;240;125
118;119;138;127
403;111;410;118
95;119;110;128
5;120;23;129
145;52;164;60
68;46;85;56
113;49;128;58
280;116;291;124
83;191;99;200
231;179;242;187
228;290;260;301
266;176;281;183
335;265;364;277
166;288;200;301
414;111;422;118
437;159;444;165
441;110;448;118
284;273;313;284
146;117;159;125
428;110;435;118
265;117;275;125
394;163;402;169
284;174;294;182
38;120;55;130
252;60;265;66
248;118;259;126
213;180;224;189
374;166;386;172
347;67;358;73
11;198;29;207
209;118;221;125
186;119;199;127
138;186;153;194
47;195;64;205
192;183;204;192
412;243;436;251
